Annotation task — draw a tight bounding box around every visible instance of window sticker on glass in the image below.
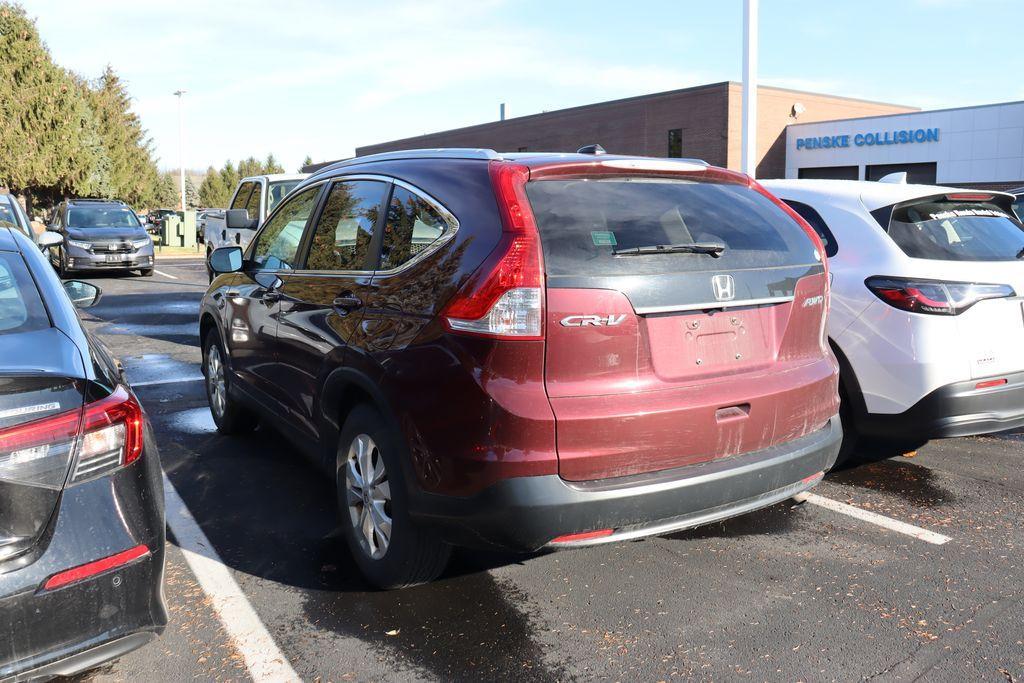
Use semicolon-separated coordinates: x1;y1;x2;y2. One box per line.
591;231;617;246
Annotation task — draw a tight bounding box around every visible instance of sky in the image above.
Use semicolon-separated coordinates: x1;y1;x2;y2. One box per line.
29;0;1024;173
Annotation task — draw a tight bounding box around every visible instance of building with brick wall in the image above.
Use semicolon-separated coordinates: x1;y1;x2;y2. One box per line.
350;82;916;179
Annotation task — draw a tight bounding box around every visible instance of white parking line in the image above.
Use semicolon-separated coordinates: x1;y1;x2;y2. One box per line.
153;269;179;280
131;376;204;387
163;474;300;682
794;492;952;545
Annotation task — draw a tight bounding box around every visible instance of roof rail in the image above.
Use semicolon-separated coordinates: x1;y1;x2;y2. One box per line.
313;148;501;176
67;198;126;204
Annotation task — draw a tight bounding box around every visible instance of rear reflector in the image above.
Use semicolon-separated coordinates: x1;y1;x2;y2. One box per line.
550;528;614;544
976;378;1008;390
42;544;149;591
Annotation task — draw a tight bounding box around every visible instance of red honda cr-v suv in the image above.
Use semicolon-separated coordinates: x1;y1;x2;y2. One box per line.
200;148;841;588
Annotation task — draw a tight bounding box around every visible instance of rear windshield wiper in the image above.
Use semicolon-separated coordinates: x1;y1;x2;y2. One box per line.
613;242;725;257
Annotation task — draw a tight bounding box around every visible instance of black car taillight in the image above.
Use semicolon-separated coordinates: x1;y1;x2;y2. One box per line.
866;276;1015;316
0;386;144;489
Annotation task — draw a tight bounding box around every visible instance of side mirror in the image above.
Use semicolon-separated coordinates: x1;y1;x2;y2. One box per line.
209;246;243;275
45;223;60;232
63;280;101;308
36;231;63;249
226;209;258;230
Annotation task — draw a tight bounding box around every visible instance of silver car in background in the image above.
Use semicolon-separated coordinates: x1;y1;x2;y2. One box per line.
46;199;155;277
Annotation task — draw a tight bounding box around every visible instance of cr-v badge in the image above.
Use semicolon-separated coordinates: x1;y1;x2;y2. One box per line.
711;274;735;302
560;314;627;327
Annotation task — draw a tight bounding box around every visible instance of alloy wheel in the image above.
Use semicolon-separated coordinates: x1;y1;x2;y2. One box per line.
206;344;227;419
344;433;392;560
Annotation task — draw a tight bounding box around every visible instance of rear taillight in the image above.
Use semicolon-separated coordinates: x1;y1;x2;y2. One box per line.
441;162;545;339
0;386;144;489
72;386;144;482
866;276;1015;315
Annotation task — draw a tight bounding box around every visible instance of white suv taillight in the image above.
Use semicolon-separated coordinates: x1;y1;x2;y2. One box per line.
0;386;144;489
866;276;1015;316
441;162;545;340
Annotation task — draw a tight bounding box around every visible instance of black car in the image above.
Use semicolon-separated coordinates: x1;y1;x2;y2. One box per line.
45;199;156;277
0;226;166;678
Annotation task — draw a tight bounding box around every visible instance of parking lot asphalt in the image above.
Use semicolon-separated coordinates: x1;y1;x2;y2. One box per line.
67;257;1024;682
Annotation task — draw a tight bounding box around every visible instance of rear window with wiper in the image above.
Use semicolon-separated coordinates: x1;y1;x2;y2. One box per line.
880;195;1024;261
525;177;818;277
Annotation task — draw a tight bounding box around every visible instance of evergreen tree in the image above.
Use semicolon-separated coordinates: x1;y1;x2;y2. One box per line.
264;153;284;174
184;176;199;209
237;156;263;178
300;155;313;172
155;171;177;208
219;160;239;194
199;165;229;207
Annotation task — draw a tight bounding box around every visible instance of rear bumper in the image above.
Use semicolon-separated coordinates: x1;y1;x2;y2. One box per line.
412;416;841;552
0;435;166;680
859;371;1024;439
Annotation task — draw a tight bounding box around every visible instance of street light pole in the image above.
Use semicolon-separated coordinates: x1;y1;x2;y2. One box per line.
173;90;187;211
741;0;758;178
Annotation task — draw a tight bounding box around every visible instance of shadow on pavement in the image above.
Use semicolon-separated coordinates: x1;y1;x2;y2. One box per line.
159;421;566;681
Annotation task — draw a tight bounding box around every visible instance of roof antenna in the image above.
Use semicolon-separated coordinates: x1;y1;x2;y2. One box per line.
577;144;607;155
878;171;908;184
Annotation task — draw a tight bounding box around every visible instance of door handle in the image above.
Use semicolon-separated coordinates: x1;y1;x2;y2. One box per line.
333;295;363;312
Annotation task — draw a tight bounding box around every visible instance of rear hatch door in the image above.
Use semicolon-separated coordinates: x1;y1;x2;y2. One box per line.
876;192;1024;379
527;167;836;481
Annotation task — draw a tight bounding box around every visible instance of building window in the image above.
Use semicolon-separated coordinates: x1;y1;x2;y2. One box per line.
518;146;528;152
667;129;682;158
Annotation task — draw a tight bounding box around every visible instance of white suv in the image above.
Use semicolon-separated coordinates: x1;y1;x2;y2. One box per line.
762;179;1024;455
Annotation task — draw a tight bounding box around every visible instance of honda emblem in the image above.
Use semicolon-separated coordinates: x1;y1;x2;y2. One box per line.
711;274;735;302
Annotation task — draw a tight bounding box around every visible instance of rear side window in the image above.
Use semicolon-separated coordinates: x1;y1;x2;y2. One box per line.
0;252;49;335
884;197;1024;261
783;200;838;257
525;178;818;276
380;186;448;270
268;181;301;213
304;180;387;271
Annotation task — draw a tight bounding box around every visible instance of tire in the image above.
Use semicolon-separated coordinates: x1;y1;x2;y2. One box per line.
202;329;259;435
834;382;860;467
57;248;69;279
140;268;154;277
337;404;450;589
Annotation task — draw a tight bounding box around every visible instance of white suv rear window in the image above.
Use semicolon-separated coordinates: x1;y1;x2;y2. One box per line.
885;197;1024;261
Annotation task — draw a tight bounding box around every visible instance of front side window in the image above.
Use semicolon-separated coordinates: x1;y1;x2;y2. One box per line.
244;183;262;221
0;252;49;335
883;196;1024;261
249;185;321;271
304;180;387;271
380;186;448;270
230;182;255;211
66;207;140;229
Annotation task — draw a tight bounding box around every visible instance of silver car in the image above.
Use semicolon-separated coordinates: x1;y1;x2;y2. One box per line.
46;199;155;277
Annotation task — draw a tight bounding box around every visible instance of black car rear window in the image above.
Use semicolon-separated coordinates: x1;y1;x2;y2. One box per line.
885;198;1024;261
525;178;818;276
0;252;49;335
